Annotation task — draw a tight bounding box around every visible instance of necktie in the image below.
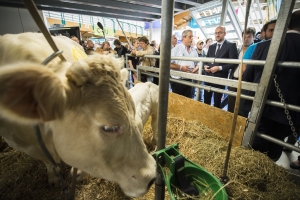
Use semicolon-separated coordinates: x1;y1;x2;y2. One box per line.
215;44;221;56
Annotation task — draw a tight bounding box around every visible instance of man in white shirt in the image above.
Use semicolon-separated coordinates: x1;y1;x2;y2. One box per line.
170;30;199;98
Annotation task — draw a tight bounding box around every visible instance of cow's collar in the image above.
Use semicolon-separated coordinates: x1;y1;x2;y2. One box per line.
34;125;73;199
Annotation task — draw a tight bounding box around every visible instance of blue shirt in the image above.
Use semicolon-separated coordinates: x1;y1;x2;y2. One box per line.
243;40;265;59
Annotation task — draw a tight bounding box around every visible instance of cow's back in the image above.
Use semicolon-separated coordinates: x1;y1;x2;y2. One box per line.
0;32;86;66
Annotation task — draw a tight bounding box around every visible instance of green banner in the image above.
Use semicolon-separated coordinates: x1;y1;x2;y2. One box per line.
94;27;114;36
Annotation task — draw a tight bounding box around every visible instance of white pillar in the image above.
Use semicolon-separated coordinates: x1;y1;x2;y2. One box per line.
149;22;153;40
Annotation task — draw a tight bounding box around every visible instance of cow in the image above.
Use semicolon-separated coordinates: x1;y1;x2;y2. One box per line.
128;82;159;145
0;33;156;198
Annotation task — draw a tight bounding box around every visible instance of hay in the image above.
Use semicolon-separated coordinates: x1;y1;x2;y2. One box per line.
1;117;300;200
139;117;300;200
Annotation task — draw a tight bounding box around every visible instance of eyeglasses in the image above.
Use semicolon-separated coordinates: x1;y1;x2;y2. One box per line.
214;32;224;35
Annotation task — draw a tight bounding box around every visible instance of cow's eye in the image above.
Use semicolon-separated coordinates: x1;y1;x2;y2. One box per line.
102;125;119;132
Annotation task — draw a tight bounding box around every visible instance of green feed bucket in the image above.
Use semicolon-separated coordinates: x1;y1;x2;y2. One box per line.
153;144;228;200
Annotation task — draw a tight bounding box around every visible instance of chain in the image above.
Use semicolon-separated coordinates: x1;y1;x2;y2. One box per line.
273;74;299;146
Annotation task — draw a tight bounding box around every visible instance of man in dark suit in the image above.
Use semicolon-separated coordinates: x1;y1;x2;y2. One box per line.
203;26;238;108
242;10;300;161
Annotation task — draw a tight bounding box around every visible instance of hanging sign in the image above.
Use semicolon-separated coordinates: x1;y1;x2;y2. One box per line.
94;27;114;36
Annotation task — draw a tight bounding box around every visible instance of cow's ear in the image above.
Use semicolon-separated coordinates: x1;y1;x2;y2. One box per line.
0;63;66;124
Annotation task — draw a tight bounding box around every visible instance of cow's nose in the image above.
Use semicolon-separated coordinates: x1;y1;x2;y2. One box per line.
147;177;156;190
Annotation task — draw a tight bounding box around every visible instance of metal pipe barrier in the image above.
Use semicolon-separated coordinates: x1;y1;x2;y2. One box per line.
125;54;300;113
127;54;300;68
128;66;300;112
257;133;300;153
242;0;296;147
155;0;174;199
126;42;300;153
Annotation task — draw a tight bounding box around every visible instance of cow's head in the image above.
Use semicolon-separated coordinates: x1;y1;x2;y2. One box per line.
0;54;156;197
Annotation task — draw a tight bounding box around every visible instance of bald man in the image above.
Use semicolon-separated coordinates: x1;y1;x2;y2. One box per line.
203;26;238;108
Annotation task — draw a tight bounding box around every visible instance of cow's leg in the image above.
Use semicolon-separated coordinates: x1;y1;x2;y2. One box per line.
71;167;87;181
43;160;60;186
151;113;158;146
0;136;3;149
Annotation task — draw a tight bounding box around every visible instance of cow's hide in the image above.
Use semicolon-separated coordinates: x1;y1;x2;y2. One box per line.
0;33;156;198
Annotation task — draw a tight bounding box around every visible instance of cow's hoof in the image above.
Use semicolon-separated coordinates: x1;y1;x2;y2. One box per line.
48;174;60;187
71;167;87;181
0;137;4;150
46;165;60;187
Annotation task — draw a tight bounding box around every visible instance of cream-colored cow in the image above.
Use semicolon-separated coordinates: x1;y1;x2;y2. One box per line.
128;82;159;145
0;33;156;198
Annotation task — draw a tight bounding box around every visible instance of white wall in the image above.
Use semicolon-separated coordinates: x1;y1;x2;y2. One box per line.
150;28;162;45
0;6;42;35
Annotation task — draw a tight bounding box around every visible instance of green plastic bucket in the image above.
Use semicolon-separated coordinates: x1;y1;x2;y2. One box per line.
154;144;228;200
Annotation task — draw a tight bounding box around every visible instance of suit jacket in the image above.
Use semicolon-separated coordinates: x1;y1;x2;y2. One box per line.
242;32;300;126
204;40;238;78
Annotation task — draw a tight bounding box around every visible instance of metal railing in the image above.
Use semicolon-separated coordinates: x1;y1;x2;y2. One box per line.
125;53;300;153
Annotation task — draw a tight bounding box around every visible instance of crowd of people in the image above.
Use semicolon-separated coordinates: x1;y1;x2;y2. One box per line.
69;34;157;83
68;10;300;168
168;10;300;168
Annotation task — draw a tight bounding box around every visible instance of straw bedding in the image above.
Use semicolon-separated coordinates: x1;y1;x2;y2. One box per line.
1;117;299;200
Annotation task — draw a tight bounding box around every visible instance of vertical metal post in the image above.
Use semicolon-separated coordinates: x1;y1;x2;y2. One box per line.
237;0;255;29
220;0;229;26
155;1;174;200
255;0;264;28
137;66;142;82
251;0;261;29
150;22;153;41
195;61;203;101
125;54;130;89
242;0;295;146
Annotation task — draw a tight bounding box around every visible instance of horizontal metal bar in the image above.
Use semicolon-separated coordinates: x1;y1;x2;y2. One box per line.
257;133;300;153
138;65;259;91
175;0;204;6
277;61;300;68
189;0;222;12
119;0;185;11
4;2;152;22
206;30;236;35
33;0;160;19
202;22;232;28
136;66;300;113
266;100;300;112
60;0;162;15
127;54;300;68
141;71;254;100
197;13;221;20
225;38;239;41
